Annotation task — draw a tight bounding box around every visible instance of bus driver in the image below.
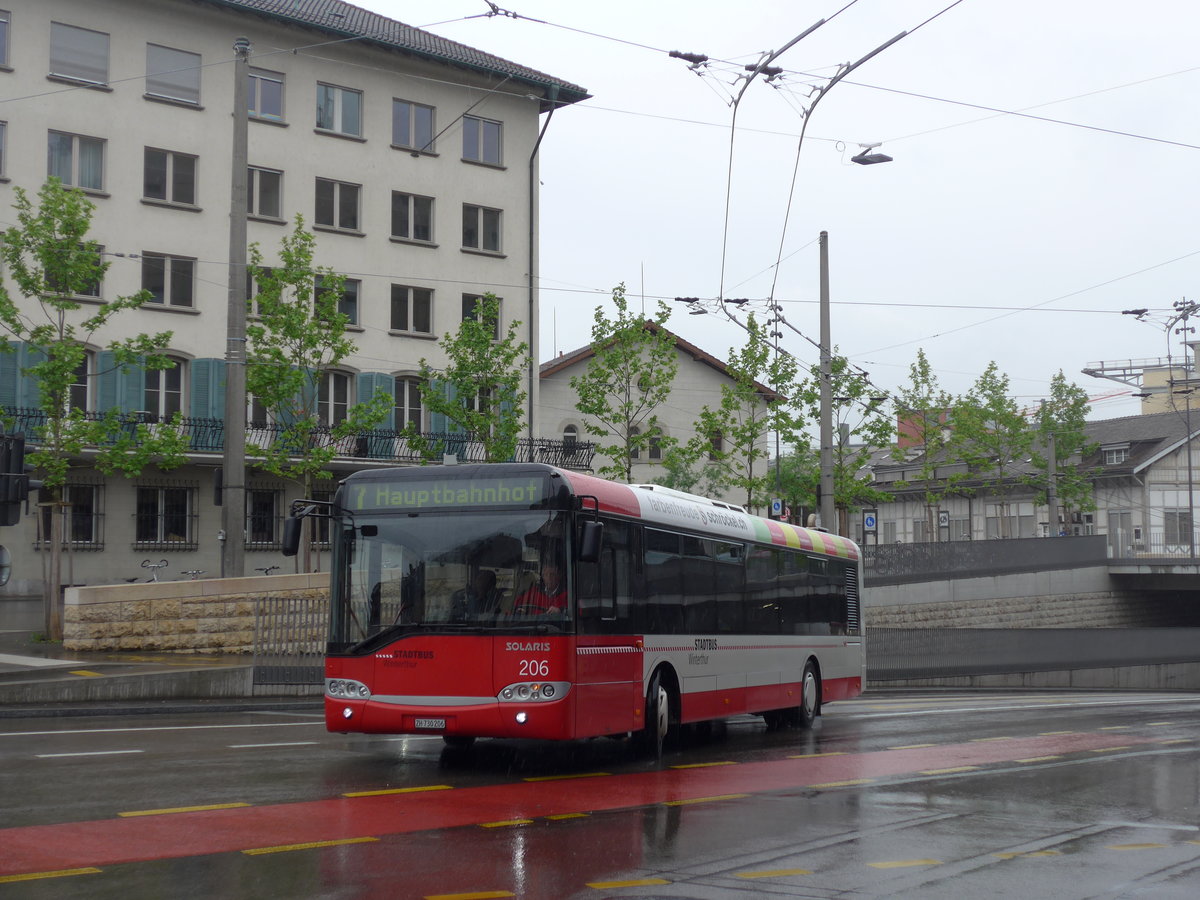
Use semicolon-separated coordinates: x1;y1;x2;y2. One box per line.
515;561;566;614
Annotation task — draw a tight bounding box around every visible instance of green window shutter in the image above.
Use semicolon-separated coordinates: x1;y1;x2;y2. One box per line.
0;344;18;409
189;358;227;419
428;377;448;436
16;343;45;409
96;351;147;413
357;372;395;459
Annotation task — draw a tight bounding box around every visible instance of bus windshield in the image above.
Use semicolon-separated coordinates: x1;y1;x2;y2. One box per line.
331;509;572;650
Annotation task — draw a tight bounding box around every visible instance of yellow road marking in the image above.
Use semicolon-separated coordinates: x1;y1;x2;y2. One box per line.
809;778;874;788
1039;730;1075;735
1108;843;1167;851
1015;756;1062;763
788;751;848;758
868;859;942;869
993;850;1061;859
669;761;737;769
544;812;589;820
1090;746;1132;753
478;819;533;828
921;766;979;775
344;784;454;797
425;892;515;900
662;793;749;806
888;743;937;750
736;868;812;878
586;878;671;888
970;737;1012;742
119;802;250;817
1161;738;1193;745
68;670;102;677
1099;726;1130;731
0;868;103;884
524;772;610;782
243;837;378;855
1147;721;1173;726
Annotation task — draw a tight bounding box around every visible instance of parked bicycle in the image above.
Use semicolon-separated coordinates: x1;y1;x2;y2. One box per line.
254;565;281;576
180;569;206;580
140;559;169;582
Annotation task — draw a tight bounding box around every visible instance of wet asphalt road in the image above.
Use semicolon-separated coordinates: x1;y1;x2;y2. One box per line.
1;690;1198;898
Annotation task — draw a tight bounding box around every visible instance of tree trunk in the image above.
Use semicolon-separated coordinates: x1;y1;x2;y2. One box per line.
45;501;64;641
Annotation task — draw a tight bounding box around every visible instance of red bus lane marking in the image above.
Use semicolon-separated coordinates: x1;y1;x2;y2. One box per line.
0;731;1156;876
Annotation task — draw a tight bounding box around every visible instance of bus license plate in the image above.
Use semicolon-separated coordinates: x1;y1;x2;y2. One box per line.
414;718;446;730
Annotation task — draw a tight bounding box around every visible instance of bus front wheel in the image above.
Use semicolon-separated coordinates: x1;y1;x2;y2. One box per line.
796;661;820;728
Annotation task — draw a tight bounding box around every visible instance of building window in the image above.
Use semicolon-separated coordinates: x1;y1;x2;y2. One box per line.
143;148;196;205
629;426;641;461
248;67;284;121
46;243;102;298
145;357;185;421
48;131;104;191
462;115;501;165
391;191;433;242
135;485;194;547
395;376;423;430
145;44;200;104
1103;446;1129;465
40;484;102;548
246;489;280;547
0;121;6;177
1165;510;1194;547
708;431;723;460
0;11;9;67
142;254;195;307
68;350;94;411
319;371;351;426
390;285;432;334
248;166;282;218
316;276;359;326
563;424;578;448
462;204;501;252
49;22;108;85
461;294;500;339
315;177;360;231
316;83;362;137
248;392;270;427
393;98;434;151
648;428;663;461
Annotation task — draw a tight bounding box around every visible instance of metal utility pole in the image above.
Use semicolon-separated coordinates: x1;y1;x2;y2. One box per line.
818;231;836;532
221;36;251;579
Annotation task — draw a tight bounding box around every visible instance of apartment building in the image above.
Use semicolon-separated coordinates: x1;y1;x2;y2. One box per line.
0;0;587;592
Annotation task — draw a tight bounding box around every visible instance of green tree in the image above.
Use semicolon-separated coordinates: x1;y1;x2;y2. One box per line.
792;353;892;533
1031;371;1098;524
951;361;1034;538
571;285;678;482
245;218;393;568
401;293;530;463
691;314;799;512
890;349;965;540
0;179;187;639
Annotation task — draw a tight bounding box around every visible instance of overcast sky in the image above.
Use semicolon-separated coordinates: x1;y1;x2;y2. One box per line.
361;0;1200;421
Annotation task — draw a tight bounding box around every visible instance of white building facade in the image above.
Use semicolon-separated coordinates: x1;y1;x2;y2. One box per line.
0;0;587;593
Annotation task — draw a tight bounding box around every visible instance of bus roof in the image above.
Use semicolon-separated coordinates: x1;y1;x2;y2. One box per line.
337;463;859;562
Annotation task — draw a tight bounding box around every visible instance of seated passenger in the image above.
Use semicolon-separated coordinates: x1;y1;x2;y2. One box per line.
515;561;566;614
452;569;501;620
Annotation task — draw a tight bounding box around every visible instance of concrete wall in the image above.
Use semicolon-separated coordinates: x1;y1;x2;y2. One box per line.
63;572;329;653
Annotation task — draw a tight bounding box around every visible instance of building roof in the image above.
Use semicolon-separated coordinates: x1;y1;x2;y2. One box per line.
539;323;785;403
204;0;590;110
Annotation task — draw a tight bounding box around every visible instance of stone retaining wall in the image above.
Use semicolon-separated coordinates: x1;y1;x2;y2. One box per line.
62;573;330;653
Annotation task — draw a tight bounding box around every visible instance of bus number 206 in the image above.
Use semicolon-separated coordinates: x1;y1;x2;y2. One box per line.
520;659;550;677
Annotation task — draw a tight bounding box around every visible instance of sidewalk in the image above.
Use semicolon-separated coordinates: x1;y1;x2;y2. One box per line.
0;598;321;717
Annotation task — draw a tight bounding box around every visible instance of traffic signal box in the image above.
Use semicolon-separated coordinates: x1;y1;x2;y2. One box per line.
0;433;37;527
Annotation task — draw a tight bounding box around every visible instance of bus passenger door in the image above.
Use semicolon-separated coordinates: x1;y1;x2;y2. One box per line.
574;520;643;737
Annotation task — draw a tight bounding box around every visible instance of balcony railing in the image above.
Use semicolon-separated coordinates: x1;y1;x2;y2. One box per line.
1;407;595;470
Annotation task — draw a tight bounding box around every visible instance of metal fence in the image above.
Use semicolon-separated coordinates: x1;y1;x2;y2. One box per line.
252;593;329;687
1;407;595;470
867;627;1200;681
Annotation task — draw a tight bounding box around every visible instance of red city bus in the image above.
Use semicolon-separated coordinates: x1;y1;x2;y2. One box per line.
284;463;863;754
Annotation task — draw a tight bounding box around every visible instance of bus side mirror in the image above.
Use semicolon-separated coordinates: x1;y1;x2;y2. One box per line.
282;516;302;557
579;520;603;563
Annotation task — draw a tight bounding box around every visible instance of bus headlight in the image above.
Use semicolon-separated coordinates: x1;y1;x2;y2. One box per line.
326;678;371;700
497;681;570;703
